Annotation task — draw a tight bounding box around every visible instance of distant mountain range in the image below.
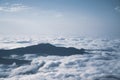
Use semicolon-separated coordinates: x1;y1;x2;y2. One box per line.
0;43;85;56
0;43;85;65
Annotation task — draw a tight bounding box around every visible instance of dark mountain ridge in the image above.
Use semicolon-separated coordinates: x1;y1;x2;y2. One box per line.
0;43;85;57
0;43;85;65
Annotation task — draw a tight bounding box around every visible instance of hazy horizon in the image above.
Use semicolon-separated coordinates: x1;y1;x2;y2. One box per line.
0;0;120;38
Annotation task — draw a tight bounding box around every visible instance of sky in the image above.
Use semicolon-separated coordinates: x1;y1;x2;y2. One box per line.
0;0;120;38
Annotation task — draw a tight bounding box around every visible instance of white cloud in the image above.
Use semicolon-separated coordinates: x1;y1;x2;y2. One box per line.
0;37;120;80
115;6;120;12
0;4;30;12
55;13;63;18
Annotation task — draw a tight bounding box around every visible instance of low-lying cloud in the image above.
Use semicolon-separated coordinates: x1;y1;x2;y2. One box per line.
0;36;120;80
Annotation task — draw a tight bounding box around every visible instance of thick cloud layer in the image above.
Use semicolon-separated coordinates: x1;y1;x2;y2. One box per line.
0;35;120;80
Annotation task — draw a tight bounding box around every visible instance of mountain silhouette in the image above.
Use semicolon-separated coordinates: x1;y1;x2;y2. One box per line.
0;43;85;57
0;57;30;65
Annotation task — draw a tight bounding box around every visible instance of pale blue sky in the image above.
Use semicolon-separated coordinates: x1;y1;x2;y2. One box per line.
0;0;120;38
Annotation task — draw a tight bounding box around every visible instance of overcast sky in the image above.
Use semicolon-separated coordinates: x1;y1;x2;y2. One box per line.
0;0;120;38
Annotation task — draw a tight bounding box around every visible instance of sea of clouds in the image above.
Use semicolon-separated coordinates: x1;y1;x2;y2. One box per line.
0;35;120;80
